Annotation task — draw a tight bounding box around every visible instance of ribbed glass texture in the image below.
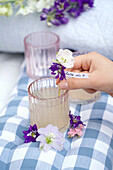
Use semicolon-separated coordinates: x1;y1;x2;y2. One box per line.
24;32;59;78
28;78;69;132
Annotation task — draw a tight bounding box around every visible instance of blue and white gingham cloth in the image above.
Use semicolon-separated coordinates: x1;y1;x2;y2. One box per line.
0;62;113;170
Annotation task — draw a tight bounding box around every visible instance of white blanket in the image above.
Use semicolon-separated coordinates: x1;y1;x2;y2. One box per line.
0;53;24;111
0;0;113;60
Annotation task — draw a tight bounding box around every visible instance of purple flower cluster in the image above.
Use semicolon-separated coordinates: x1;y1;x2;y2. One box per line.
49;62;66;80
40;0;94;26
69;110;86;128
23;124;40;143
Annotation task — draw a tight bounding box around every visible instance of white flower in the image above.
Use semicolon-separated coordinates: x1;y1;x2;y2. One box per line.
27;0;37;10
36;0;54;12
16;6;34;16
0;3;13;16
56;49;75;68
36;124;65;152
0;5;7;15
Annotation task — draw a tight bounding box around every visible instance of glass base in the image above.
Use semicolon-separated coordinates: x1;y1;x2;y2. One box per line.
59;121;69;132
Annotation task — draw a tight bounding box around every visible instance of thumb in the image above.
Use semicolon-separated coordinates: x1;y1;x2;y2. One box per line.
58;78;91;90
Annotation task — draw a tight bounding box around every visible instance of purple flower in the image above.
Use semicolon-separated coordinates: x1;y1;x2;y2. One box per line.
55;0;70;12
40;13;47;20
82;0;94;7
67;126;83;138
36;124;65;152
68;8;82;17
40;0;94;26
23;124;40;143
69;110;86;128
49;62;66;80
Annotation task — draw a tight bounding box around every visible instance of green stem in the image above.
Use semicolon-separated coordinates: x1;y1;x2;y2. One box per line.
58;89;61;97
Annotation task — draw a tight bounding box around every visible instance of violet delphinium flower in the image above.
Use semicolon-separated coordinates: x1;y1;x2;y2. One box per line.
55;0;70;12
82;0;94;7
40;0;70;26
69;110;86;128
67;0;83;18
49;62;66;80
68;111;86;138
40;0;94;26
36;124;65;152
23;124;40;143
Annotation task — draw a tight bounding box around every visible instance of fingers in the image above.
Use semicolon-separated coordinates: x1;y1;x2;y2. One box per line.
56;78;60;85
73;52;95;71
58;77;91;90
83;88;97;94
57;52;98;90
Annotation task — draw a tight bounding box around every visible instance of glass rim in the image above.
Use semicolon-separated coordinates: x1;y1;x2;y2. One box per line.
73;51;88;56
28;77;68;101
24;31;60;49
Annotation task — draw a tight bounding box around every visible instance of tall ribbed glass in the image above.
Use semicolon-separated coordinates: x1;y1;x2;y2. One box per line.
24;32;59;78
28;78;69;132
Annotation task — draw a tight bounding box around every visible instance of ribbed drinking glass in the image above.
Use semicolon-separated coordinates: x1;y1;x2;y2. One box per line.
28;77;69;132
24;32;59;78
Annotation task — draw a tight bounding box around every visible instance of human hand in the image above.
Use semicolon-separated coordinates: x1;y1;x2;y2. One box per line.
58;52;113;96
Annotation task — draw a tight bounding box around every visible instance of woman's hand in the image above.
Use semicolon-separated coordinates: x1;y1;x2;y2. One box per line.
57;52;113;96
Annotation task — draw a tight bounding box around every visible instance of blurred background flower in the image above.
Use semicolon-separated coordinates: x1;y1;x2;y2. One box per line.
0;0;94;26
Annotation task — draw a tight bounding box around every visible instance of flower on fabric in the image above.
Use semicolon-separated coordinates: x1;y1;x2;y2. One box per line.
23;124;40;143
16;5;34;16
36;124;65;152
40;0;70;26
56;49;74;68
0;0;94;26
40;0;94;26
36;0;54;12
0;3;13;16
68;125;83;138
69;110;86;128
67;110;86;138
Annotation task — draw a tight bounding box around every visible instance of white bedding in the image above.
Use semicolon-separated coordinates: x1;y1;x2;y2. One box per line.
0;53;24;111
0;0;113;60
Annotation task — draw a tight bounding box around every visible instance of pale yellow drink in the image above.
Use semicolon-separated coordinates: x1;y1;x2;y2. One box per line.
28;78;69;132
69;89;101;104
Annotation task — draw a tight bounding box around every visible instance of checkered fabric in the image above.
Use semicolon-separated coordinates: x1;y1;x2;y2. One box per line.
0;62;113;170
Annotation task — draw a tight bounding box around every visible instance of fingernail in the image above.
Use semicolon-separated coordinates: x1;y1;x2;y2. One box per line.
58;81;68;89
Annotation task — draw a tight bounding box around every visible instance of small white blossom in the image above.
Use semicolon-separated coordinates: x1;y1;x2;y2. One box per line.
35;0;54;12
56;49;75;68
47;21;52;27
16;6;34;16
0;3;13;16
27;0;37;10
0;5;7;15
